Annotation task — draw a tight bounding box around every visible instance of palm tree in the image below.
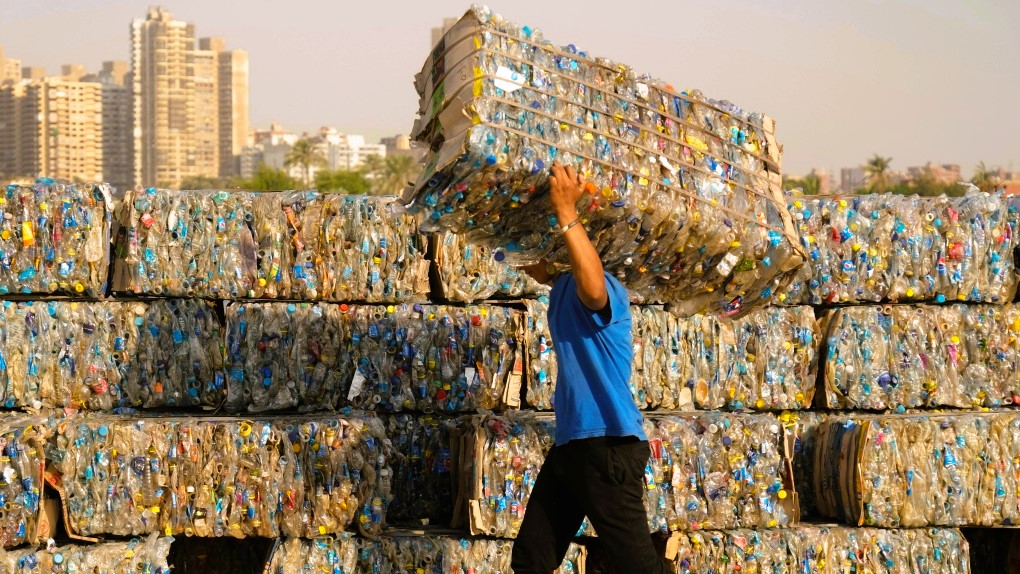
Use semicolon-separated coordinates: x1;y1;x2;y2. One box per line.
376;155;422;196
359;154;386;180
971;161;1000;193
284;139;325;186
864;154;893;194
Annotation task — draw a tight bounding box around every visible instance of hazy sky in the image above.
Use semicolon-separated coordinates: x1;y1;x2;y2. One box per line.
2;0;1018;177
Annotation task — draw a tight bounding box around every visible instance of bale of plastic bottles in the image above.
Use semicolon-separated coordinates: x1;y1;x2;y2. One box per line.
0;415;49;548
223;302;525;413
406;6;803;318
265;534;585;574
525;302;818;411
658;526;970;574
782;191;1018;305
822;304;1020;410
781;411;829;520
384;415;460;526
454;413;795;538
112;190;429;302
432;232;549;302
813;411;1020;527
0;534;173;574
0;300;223;410
0;180;111;297
49;414;393;538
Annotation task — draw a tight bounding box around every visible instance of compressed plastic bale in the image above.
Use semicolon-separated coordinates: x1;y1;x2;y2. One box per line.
0;180;111;297
0;415;49;548
113;189;258;298
49;413;393;539
456;413;795;538
0;534;173;573
265;534;584;573
434;231;549;302
224;301;353;412
113;189;429;302
346;304;524;413
659;526;970;574
224;302;525;413
782;191;1018;305
822;304;1020;410
406;6;804;318
813;411;1020;527
524;302;818;411
0;300;223;410
384;414;459;526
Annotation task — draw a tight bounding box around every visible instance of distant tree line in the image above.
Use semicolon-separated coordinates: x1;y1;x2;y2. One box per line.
783;154;1009;197
179;138;421;196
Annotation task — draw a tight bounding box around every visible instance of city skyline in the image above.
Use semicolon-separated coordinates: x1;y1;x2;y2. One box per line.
1;0;1018;180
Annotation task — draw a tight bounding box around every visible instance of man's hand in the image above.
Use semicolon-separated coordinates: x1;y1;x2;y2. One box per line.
549;161;585;225
548;161;607;311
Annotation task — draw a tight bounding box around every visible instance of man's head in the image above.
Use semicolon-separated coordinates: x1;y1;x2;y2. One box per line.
519;259;556;285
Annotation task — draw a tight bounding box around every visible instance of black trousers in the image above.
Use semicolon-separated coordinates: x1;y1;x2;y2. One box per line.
510;436;672;574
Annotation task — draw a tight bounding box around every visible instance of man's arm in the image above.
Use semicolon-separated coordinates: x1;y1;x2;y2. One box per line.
549;161;607;311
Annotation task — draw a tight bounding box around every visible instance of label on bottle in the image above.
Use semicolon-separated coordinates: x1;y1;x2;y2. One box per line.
348;372;366;401
494;66;524;93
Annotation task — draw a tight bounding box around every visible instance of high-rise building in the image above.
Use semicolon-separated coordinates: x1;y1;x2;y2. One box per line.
131;8;250;187
98;61;133;193
5;78;106;182
0;45;22;85
193;40;220;179
131;7;197;188
0;81;28;176
840;167;868;193
431;17;459;47
380;134;421;160
22;67;46;81
218;48;249;178
906;162;962;185
61;64;87;82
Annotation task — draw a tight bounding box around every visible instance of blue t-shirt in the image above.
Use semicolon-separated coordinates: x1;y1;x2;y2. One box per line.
549;272;646;446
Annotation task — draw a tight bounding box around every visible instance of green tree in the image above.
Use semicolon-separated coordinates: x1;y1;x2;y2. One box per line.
863;154;893;194
374;155;421;196
284;139;325;186
971;161;1000;193
238;164;299;191
314;169;372;195
358;154;386;180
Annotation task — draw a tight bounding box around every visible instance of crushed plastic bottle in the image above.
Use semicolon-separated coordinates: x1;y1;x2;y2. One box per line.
813;411;1020;527
822;304;1020;410
113;189;429;302
405;6;804;318
0;179;111;297
50;413;393;538
782;191;1018;305
664;526;969;574
434;231;549;302
0;533;173;573
525;301;817;411
0;415;49;549
0;300;223;410
224;302;525;413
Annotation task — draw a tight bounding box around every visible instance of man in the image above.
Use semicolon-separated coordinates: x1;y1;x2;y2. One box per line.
510;162;671;573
